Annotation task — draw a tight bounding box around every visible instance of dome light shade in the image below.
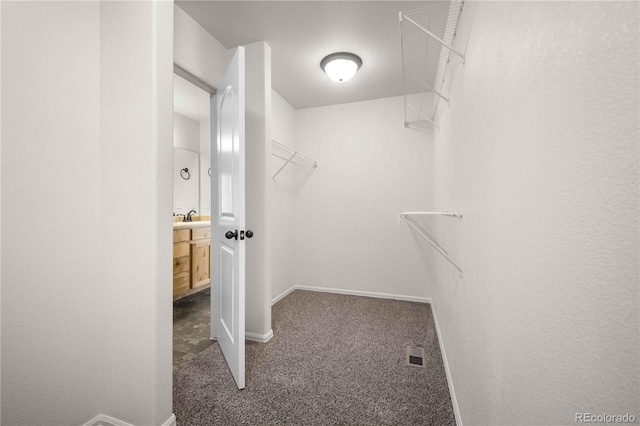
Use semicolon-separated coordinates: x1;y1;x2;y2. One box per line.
321;52;362;83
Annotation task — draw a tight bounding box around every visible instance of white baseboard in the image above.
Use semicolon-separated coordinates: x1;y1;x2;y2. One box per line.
161;414;177;426
162;414;178;426
271;285;297;305
430;303;462;426
246;328;273;343
83;413;176;426
294;284;431;304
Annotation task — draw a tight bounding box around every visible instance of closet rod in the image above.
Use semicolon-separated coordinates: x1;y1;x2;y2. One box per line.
401;211;463;218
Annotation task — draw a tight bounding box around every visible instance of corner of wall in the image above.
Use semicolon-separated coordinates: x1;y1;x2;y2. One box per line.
173;3;230;88
99;1;174;424
429;301;463;426
244;41;273;337
82;413;176;426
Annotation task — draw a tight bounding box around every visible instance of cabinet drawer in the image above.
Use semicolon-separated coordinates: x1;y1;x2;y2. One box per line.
192;227;211;240
173;255;190;274
173;272;190;297
173;243;189;258
173;229;191;243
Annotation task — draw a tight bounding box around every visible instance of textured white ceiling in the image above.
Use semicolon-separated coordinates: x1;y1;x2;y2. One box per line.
176;1;438;110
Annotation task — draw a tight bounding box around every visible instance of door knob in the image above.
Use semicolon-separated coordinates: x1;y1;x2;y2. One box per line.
225;230;238;240
245;230;254;238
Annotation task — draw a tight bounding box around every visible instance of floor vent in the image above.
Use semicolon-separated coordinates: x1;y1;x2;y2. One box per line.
406;345;425;368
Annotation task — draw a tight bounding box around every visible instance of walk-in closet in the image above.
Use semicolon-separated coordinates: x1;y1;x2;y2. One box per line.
2;1;637;425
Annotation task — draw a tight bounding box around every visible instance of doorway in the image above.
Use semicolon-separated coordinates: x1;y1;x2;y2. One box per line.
172;71;214;368
171;52;249;390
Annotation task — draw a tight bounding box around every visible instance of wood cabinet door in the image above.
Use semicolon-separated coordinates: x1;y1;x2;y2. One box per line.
191;241;210;289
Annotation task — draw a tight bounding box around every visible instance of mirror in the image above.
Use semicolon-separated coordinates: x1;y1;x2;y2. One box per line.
173;73;211;217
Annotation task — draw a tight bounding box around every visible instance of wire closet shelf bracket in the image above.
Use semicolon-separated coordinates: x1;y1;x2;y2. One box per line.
271;140;317;179
398;211;463;277
399;0;465;129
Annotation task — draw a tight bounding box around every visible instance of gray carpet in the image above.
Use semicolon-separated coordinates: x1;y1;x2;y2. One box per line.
173;290;455;425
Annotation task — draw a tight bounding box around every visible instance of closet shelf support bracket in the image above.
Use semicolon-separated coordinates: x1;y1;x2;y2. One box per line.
398;211;463;277
272;152;297;180
271;140;318;180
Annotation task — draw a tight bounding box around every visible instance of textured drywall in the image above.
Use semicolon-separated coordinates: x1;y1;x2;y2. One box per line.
0;1;3;416
294;96;434;298
1;3;102;424
430;2;639;424
2;3;174;425
270;91;298;301
174;4;231;88
244;42;273;337
99;2;174;424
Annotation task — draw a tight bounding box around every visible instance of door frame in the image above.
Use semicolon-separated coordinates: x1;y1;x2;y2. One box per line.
172;63;220;340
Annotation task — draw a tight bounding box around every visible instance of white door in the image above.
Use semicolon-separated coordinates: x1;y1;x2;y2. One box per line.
210;47;246;389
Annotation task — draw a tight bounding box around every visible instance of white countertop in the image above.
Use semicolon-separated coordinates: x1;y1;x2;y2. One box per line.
173;221;211;229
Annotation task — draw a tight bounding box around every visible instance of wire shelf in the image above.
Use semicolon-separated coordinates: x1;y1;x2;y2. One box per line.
400;1;465;129
271;140;317;179
398;211;463;277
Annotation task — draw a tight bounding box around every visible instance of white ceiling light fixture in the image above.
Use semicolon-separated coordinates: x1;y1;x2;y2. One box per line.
320;52;362;83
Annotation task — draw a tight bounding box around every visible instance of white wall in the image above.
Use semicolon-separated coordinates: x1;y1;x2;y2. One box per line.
294;96;434;299
1;3;102;424
174;4;231;89
244;42;273;338
99;2;174;424
0;1;3;415
430;2;639;425
1;2;174;425
270;91;298;301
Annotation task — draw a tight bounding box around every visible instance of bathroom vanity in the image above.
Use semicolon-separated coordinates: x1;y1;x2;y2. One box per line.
173;220;211;300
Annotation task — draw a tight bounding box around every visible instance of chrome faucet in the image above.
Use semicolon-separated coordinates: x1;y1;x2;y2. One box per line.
185;209;197;222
